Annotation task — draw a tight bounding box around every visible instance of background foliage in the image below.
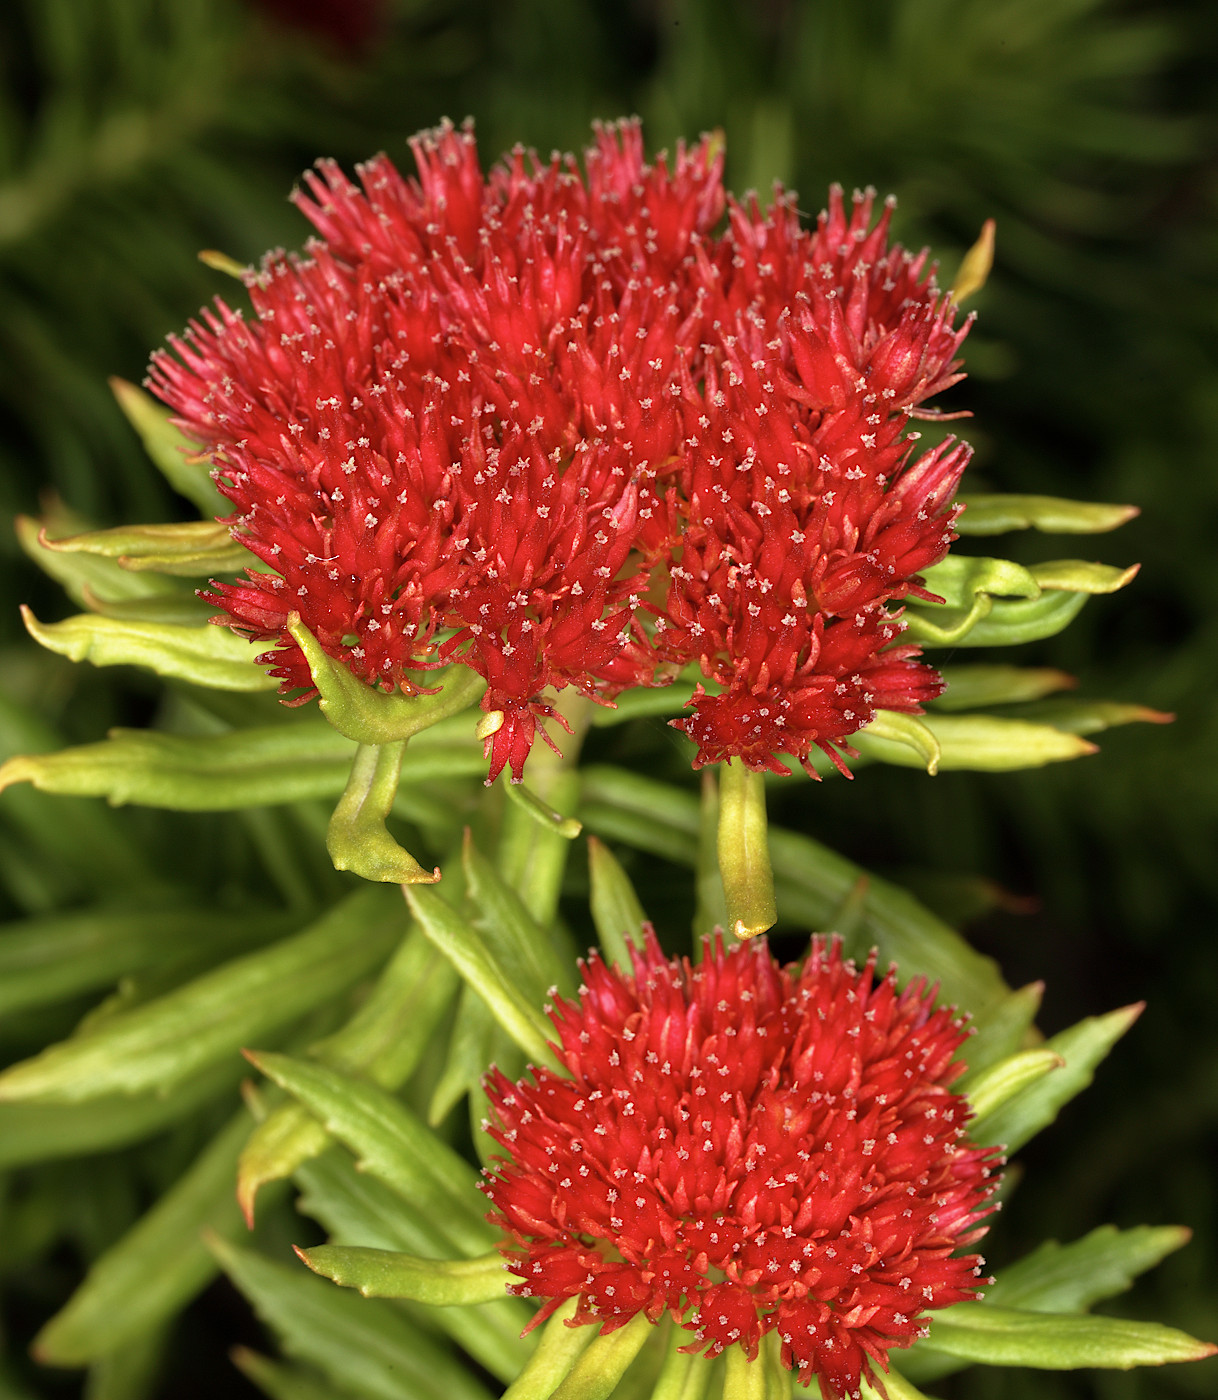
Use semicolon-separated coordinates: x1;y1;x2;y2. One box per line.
1;0;1215;1397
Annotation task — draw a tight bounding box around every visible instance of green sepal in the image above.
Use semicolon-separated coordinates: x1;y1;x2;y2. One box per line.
954;493;1139;536
15;511;182;609
21;606;277;691
0;721;357;811
287;613;485;745
405;884;561;1069
504;774;583;840
33;1111;264;1366
858;711;1096;771
985;1223;1194;1313
245;1050;496;1255
931;664;1076;712
326;741;439;885
297;1245;509;1305
110;377;228;516
922;1301;1215;1369
34;517;250;575
964;1047;1064;1126
587;836;650;967
549;1311;652;1400
971;1003;1143;1153
206;1233;495;1400
717;760;777;940
0;888;401;1104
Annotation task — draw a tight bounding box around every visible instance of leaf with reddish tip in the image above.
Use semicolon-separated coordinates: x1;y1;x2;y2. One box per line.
298;1245;509;1305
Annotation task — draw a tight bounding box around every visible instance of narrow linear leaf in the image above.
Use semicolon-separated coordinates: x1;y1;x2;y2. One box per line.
956;982;1044;1086
1032;560;1140;594
587;836;650;967
925;1301;1216;1369
588;682;698;727
208;1234;493;1400
15;512;180;609
246;1051;496;1255
860;1366;933;1400
110;377;228;515
856;712;941;774
463;832;571;999
998;698;1173;736
37;518;249;575
972;1005;1144;1152
859;713;1096;772
965;1048;1064;1127
299;1246;509;1305
955;494;1139;536
504;777;583;840
907;589;1090;649
406;885;560;1069
231;1347;356;1400
0;887;402;1103
550;1312;652;1400
500;1299;592;1400
931;665;1076;712
717;760;777;939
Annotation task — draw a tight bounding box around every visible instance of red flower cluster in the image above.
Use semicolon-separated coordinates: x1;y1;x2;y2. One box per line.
482;933;999;1399
149;120;972;782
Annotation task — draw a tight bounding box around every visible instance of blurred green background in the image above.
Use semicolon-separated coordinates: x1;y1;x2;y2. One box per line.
1;0;1216;1396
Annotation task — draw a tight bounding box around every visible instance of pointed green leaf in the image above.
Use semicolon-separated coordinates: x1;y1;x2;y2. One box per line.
924;1301;1215;1369
287;614;485;745
0;888;402;1103
723;1344;766;1400
239;1103;329;1229
860;1365;932;1400
932;665;1076;712
957;982;1044;1086
549;1312;652;1400
997;697;1173;736
463;833;572;998
858;713;1097;772
16;513;182;609
208;1234;494;1400
942;588;1091;648
901;556;1040;645
246;1051;496;1255
955;494;1139;536
496;766;583;929
972;1004;1143;1152
429;983;497;1127
110;377;228;515
35;518;250;575
299;1246;509;1305
985;1224;1194;1313
587;836;649;967
588;681;698;727
652;1326;717;1400
326;741;439;885
500;1299;591;1400
406;885;560;1069
505;776;583;840
855;712;941;774
78;588;214;626
34;1111;262;1365
964;1048;1064;1126
84;1323;168;1400
21;607;277;691
1033;559;1141;594
0;722;357;810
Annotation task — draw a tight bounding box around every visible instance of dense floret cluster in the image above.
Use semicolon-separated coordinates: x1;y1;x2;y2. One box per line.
150;119;972;781
482;933;999;1398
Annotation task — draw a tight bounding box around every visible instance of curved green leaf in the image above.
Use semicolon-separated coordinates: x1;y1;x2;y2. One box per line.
22;607;276;691
326;741;439;885
110;377;228;515
1032;559;1139;594
954;494;1138;536
299;1246;509;1305
931;664;1076;712
858;713;1096;772
965;1048;1064;1126
549;1312;652;1400
855;712;941;773
587;836;650;967
35;518;250;575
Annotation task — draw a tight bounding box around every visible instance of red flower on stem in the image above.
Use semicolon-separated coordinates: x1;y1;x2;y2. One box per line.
482;933;1000;1399
149;121;972;782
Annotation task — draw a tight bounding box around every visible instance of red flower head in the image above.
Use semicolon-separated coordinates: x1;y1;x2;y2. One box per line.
482;933;1000;1400
149;122;972;784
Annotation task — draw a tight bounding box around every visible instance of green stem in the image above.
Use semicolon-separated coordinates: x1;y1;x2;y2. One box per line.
716;761;777;939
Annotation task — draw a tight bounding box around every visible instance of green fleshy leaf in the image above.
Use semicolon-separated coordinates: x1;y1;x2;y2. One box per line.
287;614;485;746
207;1234;494;1400
1031;559;1140;593
15;512;182;609
941;588;1090;648
723;1344;766;1400
0;722;356;810
923;1301;1215;1369
110;377;228;515
496;767;583;929
954;494;1139;536
996;697;1174;736
580;767;1007;1013
21;607;277;691
964;1048;1064;1126
246;1051;496;1255
0;1057;242;1169
549;1312;652;1400
931;665;1076;712
77;588;215;626
238;1104;329;1229
587;836;650;967
405;885;560;1069
294;1152;534;1385
652;1326;717;1400
902;555;1040;645
971;1004;1143;1152
500;1299;591;1400
326;741;439;885
860;1366;932;1400
985;1224;1194;1313
84;1324;168;1400
0;906;290;1019
428;983;497;1128
858;713;1097;772
34;518;250;575
0;888;402;1103
717;761;777;939
855;712;941;774
34;1111;262;1365
587;681;698;727
299;1246;509;1305
504;776;583;840
463;832;573;998
231;1348;358;1400
956;982;1044;1086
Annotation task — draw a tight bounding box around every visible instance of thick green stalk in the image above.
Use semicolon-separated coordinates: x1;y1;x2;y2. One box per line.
716;761;777;939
